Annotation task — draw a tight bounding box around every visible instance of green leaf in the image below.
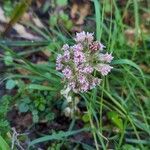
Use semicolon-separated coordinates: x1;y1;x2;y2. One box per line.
29;128;89;147
49;15;58;26
3;1;14;17
6;79;16;90
122;144;140;150
0;136;10;150
107;111;124;131
4;55;13;66
19;103;29;113
56;0;68;6
46;113;55;121
32;110;39;123
82;114;90;123
27;84;55;91
65;20;73;31
112;59;145;84
39;104;45;111
59;12;69;21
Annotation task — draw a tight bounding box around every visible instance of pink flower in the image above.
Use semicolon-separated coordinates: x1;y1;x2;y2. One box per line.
99;53;113;63
56;63;63;71
72;43;83;51
62;44;69;51
69;81;76;89
78;74;86;84
75;31;86;43
62;67;72;79
56;54;63;70
86;32;94;43
96;64;113;76
89;41;105;52
82;66;94;73
80;81;89;92
90;77;101;89
56;31;114;93
63;50;70;62
99;42;105;51
74;51;86;65
56;54;63;63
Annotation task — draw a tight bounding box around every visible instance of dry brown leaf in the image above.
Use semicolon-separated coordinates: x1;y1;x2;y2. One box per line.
0;25;5;32
0;7;43;39
36;0;46;8
140;64;150;73
42;49;51;57
32;17;45;28
17;68;31;75
124;27;147;46
36;60;47;64
21;12;32;22
42;81;49;86
13;23;41;40
22;12;45;28
15;113;32;129
71;0;91;25
142;13;150;23
0;7;9;23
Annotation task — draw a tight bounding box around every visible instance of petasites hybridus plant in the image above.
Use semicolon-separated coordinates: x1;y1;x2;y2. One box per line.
56;31;113;93
56;31;113;117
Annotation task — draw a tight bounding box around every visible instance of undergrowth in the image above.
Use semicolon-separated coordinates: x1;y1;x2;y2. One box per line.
0;0;150;149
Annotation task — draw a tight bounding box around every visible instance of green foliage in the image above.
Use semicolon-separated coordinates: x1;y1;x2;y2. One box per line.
56;0;68;6
3;0;14;17
29;128;88;147
18;93;55;123
122;144;140;150
4;52;13;66
49;14;58;27
18;97;31;113
49;12;73;31
0;0;150;149
16;80;57;123
107;111;124;132
82;113;90;123
0;96;10;137
0;136;10;150
5;79;16;90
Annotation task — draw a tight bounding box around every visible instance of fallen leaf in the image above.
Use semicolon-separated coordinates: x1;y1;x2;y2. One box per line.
140;64;150;73
42;49;51;57
32;17;45;28
17;68;31;75
0;25;5;32
15;113;32;129
71;0;91;25
0;7;9;23
36;60;47;64
13;23;41;40
36;0;46;8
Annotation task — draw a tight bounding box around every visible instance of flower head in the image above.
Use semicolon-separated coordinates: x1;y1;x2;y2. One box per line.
62;44;69;51
74;51;86;65
75;31;86;43
99;53;113;63
96;64;113;76
72;43;83;52
86;32;94;43
62;67;72;79
63;50;70;62
56;31;113;93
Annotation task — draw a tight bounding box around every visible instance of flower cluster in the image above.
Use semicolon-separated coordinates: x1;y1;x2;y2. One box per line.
56;31;113;93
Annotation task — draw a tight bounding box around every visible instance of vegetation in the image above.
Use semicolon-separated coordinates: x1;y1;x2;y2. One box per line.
0;0;150;149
